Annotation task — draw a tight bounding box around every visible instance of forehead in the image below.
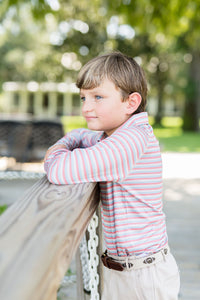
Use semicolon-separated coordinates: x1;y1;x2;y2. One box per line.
80;78;120;94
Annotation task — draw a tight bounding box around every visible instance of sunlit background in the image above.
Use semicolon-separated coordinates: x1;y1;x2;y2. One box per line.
0;0;199;128
0;2;200;300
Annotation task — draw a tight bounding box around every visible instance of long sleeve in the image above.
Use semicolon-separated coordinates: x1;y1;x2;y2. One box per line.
44;113;167;257
44;127;148;185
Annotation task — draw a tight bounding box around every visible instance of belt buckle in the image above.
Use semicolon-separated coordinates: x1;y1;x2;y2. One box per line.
101;251;124;272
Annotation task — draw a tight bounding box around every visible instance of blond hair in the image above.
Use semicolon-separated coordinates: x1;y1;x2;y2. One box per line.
76;51;147;113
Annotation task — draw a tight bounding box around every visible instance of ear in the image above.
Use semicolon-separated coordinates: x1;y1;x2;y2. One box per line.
126;92;142;115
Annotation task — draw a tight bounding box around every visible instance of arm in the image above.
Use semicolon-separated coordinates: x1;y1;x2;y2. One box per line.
44;128;148;185
44;144;67;162
44;128;100;170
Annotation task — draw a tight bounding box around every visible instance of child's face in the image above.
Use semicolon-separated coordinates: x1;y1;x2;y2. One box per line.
80;79;131;136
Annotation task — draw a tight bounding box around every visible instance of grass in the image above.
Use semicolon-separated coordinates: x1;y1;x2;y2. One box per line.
61;116;200;153
61;116;87;133
150;117;200;153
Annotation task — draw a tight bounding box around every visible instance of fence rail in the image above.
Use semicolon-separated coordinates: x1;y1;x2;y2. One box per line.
0;176;100;300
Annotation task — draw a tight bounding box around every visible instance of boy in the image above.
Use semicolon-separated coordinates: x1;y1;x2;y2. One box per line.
44;52;180;299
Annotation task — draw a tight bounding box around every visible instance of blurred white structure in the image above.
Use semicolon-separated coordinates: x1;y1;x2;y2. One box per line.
1;81;183;120
1;81;81;119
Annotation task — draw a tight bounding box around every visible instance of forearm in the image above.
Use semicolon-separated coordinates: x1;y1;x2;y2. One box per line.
44;128;88;174
44;144;67;162
44;128;98;182
44;144;68;175
44;129;145;185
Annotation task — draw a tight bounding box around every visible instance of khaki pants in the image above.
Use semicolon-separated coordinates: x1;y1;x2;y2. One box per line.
101;253;180;300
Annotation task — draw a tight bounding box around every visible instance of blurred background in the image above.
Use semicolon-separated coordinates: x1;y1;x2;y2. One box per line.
0;0;200;168
0;1;200;299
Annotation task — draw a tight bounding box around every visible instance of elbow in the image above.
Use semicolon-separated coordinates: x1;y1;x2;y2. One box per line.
45;158;72;185
44;160;62;185
47;177;56;185
46;171;68;185
46;172;56;184
46;173;60;185
44;163;56;184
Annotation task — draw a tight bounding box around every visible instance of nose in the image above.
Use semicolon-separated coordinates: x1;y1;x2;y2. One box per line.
82;99;94;113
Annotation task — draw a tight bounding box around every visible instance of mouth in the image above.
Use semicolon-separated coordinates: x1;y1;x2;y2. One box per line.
85;116;97;120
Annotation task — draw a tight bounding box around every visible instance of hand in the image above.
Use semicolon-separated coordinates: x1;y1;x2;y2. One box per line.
44;144;67;162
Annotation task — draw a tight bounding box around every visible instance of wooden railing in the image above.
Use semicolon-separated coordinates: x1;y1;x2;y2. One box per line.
0;176;100;300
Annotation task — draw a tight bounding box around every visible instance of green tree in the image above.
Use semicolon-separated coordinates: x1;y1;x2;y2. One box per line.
0;0;111;84
1;0;199;131
0;4;63;86
108;0;200;131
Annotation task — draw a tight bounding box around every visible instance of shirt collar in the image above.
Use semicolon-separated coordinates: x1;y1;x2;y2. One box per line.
97;131;107;142
97;112;149;142
121;112;149;129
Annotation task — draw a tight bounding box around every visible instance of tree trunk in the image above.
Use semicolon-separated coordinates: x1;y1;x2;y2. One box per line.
182;51;200;132
154;69;165;126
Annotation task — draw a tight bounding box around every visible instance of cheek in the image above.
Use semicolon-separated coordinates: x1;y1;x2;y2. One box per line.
99;104;115;114
96;106;108;116
81;104;85;114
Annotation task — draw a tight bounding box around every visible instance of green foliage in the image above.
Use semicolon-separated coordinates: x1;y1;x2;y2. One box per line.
0;205;7;215
0;4;57;85
0;0;53;21
0;0;199;130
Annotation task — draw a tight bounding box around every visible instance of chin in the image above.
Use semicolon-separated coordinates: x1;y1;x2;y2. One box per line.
88;125;102;131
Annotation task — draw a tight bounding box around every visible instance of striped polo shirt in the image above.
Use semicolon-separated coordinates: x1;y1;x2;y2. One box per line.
44;112;168;257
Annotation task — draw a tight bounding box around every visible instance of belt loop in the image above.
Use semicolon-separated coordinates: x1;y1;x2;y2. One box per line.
161;250;166;261
125;257;129;270
161;247;168;261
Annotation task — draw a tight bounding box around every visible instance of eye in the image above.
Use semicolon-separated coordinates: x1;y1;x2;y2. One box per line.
95;95;103;100
80;96;86;102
